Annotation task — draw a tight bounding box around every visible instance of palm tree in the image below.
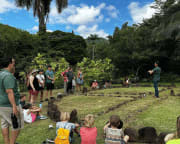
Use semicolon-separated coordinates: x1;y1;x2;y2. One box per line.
15;0;68;34
87;34;100;59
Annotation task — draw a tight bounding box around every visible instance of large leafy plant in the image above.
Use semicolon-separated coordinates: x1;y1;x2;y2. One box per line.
77;57;114;85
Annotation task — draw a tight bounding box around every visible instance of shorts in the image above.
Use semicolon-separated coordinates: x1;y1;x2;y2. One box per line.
0;105;24;130
46;83;54;90
31;113;36;122
77;78;83;85
39;87;44;91
29;90;39;95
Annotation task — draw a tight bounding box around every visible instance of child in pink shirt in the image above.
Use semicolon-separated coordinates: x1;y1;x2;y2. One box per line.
80;114;97;144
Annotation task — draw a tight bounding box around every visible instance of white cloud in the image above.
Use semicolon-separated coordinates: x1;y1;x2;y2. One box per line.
106;5;119;18
48;3;109;38
128;2;156;23
32;26;38;31
98;3;106;9
110;12;118;18
47;29;53;32
106;5;116;11
105;18;110;22
67;6;102;25
0;0;17;13
49;5;76;24
49;3;105;25
76;24;108;38
65;25;71;30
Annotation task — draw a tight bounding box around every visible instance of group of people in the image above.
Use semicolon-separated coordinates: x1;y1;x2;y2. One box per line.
0;57;129;144
61;67;84;94
26;66;84;105
0;56;165;144
55;112;129;144
20;94;47;123
0;58;56;144
26;65;55;104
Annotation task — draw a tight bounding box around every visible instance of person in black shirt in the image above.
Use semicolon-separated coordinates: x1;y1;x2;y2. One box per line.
66;67;74;94
29;69;40;104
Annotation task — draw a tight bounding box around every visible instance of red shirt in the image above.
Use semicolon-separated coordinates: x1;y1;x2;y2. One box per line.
92;82;98;88
61;70;68;82
80;127;97;144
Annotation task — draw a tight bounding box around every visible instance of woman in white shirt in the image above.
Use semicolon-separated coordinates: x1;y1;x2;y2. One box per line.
36;69;45;102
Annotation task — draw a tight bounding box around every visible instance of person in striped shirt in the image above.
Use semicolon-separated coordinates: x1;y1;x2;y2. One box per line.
104;115;129;144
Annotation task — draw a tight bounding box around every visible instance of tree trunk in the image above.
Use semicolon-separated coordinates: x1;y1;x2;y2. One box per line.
177;116;180;138
39;14;46;35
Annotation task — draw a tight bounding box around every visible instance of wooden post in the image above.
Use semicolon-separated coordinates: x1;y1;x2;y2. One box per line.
177;116;180;138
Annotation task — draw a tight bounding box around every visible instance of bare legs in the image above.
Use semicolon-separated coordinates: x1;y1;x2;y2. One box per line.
2;128;9;144
46;90;52;99
10;130;20;144
40;90;44;101
28;90;31;102
76;84;82;92
2;128;20;144
50;90;52;97
30;94;35;104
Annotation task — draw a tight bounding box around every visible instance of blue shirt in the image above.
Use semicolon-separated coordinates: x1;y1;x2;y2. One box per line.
45;70;54;83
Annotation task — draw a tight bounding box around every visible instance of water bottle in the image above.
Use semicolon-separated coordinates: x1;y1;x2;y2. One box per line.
39;103;42;108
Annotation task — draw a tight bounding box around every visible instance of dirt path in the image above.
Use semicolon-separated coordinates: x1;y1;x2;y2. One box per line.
85;87;169;118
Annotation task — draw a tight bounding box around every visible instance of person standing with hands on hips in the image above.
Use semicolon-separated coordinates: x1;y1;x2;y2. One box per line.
0;57;24;144
148;61;161;98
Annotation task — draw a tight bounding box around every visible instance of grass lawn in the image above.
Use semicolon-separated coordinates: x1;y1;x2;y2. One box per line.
0;85;180;144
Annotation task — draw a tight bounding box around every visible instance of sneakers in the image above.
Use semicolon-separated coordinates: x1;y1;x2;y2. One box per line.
45;98;49;101
37;115;48;120
39;115;48;120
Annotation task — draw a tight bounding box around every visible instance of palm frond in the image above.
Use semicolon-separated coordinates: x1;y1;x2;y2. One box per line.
42;0;52;15
15;0;26;7
56;0;68;13
33;0;40;17
15;0;33;10
26;0;33;10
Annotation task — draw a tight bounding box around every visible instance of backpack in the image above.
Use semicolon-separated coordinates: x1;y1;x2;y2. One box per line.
54;124;70;144
167;139;180;144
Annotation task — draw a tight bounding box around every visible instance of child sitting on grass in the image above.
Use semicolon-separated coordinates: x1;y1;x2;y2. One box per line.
104;115;129;144
56;112;79;144
80;114;97;144
23;103;47;123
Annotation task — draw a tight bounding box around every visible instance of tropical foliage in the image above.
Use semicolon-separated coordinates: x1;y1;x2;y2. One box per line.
1;0;180;82
77;58;114;85
85;0;180;79
0;25;86;75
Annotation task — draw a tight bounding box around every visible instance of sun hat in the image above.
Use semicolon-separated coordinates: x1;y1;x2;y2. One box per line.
31;69;38;74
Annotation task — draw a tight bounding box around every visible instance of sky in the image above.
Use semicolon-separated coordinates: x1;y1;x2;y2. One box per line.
0;0;158;38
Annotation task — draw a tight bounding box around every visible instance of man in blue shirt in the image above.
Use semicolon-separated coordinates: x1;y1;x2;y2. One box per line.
148;62;161;98
45;65;55;100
